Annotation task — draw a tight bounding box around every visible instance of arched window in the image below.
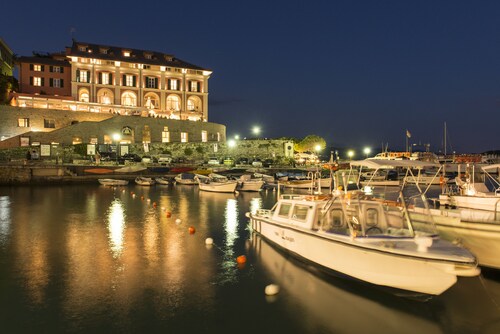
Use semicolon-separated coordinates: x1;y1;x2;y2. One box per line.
97;88;114;105
144;92;159;109
79;89;90;102
187;96;201;111
121;91;137;107
166;95;180;111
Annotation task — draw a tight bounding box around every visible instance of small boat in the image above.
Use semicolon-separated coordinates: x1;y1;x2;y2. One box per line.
85;168;114;174
174;173;198;185
439;164;500;211
135;176;155;186
155;176;172;185
247;190;479;296
169;167;195;174
237;174;265;192
98;178;129;186
196;173;238;193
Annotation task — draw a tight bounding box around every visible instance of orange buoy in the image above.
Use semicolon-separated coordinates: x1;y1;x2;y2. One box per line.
188;226;196;234
153;202;157;208
166;211;172;218
141;196;144;200
236;255;247;264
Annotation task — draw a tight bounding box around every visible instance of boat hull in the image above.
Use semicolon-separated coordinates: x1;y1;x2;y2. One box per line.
198;181;238;193
238;180;265;192
249;215;474;295
440;194;500;211
98;178;129;186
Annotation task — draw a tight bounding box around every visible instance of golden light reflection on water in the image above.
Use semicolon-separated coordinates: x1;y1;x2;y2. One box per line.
0;196;11;246
107;199;126;257
249;196;263;214
224;199;238;249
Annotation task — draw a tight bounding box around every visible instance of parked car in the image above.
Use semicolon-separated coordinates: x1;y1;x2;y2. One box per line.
141;155;157;164
207;157;220;165
263;159;274;167
158;154;172;165
236;157;249;165
223;157;234;166
100;152;117;161
118;153;141;164
252;158;263;168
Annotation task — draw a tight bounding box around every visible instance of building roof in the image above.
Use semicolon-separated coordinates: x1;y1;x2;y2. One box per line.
17;56;70;66
67;40;210;71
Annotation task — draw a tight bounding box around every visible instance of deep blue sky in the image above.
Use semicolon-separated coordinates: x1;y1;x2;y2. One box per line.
3;0;499;153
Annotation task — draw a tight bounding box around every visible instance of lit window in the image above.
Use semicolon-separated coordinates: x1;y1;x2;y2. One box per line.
125;75;134;87
169;79;178;90
18;118;30;127
44;119;55;128
121;92;137;106
90;137;98;144
202;131;208;142
188;99;195;111
166;95;180;111
145;54;152;59
181;132;188;143
33;77;42;86
162;127;170;143
217;132;221;142
146;77;157;89
79;70;88;83
72;137;82;145
53;66;61;73
34;64;41;71
51;78;62;88
79;90;89;102
123;51;131;57
190;81;198;92
79;46;86;52
102;72;110;85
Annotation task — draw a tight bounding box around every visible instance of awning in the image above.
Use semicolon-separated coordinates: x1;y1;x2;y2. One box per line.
350;159;440;170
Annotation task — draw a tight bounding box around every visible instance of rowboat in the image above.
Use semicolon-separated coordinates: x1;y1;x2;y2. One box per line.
135;176;155;186
98;178;129;186
195;173;238;193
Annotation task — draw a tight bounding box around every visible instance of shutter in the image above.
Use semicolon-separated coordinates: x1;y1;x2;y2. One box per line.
30;77;33;85
197;82;201;92
133;76;136;87
41;65;45;72
60;79;64;87
155;77;158;89
61;67;64;73
50;66;53;72
76;69;80;82
122;74;126;86
99;72;102;84
167;79;171;90
41;78;45;86
30;64;34;71
50;78;53;87
109;73;112;85
87;71;90;83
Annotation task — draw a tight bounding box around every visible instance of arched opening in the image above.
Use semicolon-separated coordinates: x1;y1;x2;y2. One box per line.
121;91;137;107
78;88;90;102
166;94;180;111
97;88;114;105
187;96;202;111
144;92;159;110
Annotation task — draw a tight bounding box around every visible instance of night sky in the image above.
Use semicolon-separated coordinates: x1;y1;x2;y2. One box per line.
3;0;499;154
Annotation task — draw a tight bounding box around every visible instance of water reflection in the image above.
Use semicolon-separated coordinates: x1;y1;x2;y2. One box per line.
0;195;11;246
107;198;126;257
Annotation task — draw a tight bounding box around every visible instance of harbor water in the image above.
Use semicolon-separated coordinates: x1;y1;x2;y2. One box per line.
0;184;499;333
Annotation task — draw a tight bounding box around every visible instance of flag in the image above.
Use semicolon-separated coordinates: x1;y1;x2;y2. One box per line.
406;130;411;138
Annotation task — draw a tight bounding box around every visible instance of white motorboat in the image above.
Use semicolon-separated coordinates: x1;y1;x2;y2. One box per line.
359;169;401;187
155;176;171;185
237;174;265;192
281;171;332;190
174;173;198;185
410;206;500;269
195;173;238;193
98;178;129;186
247;190;479;295
135;176;155;186
439;164;500;211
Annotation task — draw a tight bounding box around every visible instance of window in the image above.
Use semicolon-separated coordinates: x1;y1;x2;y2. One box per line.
90;137;98;144
278;203;292;217
18;118;30;127
145;77;158;89
77;70;89;83
79;89;90;102
50;78;63;88
292;205;310;222
123;51;131;57
51;66;62;73
101;72;110;85
201;130;208;142
125;75;135;87
79;45;86;52
72;137;82;145
162;128;170;143
190;81;198;92
169;79;178;90
33;77;42;86
166;95;180;111
33;64;42;71
181;132;188;143
121;91;137;107
44;119;55;128
217;132;221;142
321;209;349;235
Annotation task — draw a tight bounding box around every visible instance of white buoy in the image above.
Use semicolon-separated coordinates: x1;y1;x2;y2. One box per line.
265;284;280;296
175;218;182;224
147;198;151;202
205;238;214;245
161;206;165;211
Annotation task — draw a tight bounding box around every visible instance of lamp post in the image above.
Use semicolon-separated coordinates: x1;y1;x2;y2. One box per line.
315;144;321;164
252;126;261;138
113;133;121;164
347;150;354;161
363;147;371;159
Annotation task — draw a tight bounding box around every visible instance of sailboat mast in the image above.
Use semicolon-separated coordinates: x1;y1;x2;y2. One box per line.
444;122;447;156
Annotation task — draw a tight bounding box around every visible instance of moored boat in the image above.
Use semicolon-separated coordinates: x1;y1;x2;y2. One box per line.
237;174;265;192
246;191;479;295
98;178;129;186
196;173;238;193
135;176;155;186
174;173;198;185
155;176;172;185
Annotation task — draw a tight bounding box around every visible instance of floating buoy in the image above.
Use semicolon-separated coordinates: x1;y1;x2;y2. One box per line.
132;194;136;198
265;284;280;296
236;255;247;264
188;226;195;234
147;198;151;202
130;191;134;195
205;238;214;245
161;206;165;211
153;202;157;208
141;196;144;200
166;212;172;218
175;218;182;224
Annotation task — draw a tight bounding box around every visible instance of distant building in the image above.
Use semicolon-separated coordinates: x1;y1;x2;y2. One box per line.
0;38;14;76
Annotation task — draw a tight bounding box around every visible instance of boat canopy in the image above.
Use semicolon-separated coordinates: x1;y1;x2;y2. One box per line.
350;159;440;170
481;164;500;172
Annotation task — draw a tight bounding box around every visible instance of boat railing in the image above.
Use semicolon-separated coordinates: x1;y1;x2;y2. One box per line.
255;209;273;218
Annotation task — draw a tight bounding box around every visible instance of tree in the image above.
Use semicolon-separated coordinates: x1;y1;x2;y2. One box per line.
294;135;327;153
0;74;18;104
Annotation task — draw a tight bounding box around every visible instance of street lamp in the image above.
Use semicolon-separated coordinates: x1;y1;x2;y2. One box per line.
227;139;236;148
113;133;121;164
347;150;354;161
363;147;371;158
315;144;321;164
252;126;261;137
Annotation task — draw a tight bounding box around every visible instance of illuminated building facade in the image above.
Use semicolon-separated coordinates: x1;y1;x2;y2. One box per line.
0;38;14;76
